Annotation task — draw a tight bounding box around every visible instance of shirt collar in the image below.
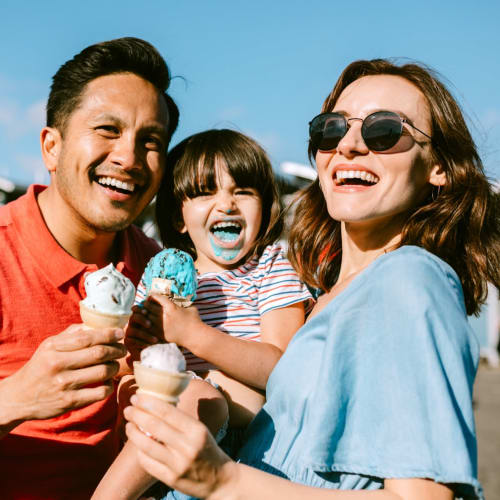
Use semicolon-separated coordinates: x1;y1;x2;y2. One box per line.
11;185;134;288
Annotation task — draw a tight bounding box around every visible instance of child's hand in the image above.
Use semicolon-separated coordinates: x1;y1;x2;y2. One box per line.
124;305;162;362
143;294;203;347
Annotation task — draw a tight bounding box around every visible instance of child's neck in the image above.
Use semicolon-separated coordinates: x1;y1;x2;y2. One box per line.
194;256;243;275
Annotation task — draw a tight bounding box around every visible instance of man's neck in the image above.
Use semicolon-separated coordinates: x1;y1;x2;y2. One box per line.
37;185;118;268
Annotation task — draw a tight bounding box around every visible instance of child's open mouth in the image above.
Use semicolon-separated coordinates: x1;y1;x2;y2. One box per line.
210;221;242;245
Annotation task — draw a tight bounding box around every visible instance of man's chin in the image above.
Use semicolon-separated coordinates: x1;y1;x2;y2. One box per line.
90;215;137;233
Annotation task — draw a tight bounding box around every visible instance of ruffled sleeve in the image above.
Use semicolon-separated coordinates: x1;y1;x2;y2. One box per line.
255;243;313;316
296;247;482;499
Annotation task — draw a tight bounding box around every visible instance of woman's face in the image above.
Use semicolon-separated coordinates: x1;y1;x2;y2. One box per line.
315;74;441;229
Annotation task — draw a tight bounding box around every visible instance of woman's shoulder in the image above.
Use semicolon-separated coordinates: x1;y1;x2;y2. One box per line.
371;245;461;290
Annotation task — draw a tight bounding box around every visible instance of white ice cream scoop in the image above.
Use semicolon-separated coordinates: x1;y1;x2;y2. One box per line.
134;344;190;404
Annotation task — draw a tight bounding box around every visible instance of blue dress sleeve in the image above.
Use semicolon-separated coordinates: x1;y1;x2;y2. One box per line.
296;247;482;498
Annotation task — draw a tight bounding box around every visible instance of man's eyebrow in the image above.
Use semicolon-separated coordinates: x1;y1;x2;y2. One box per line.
140;125;169;140
89;113;125;127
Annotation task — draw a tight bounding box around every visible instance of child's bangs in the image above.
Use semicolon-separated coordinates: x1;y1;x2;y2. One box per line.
176;143;265;200
180;152;219;199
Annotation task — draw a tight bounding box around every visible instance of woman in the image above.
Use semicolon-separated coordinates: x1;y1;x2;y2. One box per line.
122;59;499;499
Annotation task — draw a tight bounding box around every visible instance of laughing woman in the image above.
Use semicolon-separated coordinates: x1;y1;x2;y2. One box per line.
123;59;499;500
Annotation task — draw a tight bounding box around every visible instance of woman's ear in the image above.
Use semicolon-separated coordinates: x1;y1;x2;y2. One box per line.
40;127;62;173
428;163;447;187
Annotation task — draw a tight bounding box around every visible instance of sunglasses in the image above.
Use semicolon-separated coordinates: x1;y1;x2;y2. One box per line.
309;110;432;153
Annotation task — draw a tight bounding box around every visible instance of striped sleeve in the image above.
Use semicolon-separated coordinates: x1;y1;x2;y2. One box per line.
257;244;313;316
134;274;147;306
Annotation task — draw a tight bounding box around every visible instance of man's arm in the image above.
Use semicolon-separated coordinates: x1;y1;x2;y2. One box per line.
0;324;126;438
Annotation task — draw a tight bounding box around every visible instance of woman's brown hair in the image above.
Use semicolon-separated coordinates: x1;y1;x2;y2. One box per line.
288;59;500;315
156;129;283;263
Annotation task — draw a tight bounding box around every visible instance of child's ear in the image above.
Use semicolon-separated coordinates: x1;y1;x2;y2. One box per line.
173;217;187;233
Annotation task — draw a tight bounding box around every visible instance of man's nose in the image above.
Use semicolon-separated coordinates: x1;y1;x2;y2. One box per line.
109;134;140;170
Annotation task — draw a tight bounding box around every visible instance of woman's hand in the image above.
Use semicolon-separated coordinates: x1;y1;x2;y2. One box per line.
124;393;235;499
143;294;204;347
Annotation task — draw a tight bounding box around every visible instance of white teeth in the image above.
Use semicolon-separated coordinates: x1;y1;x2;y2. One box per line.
97;176;135;192
335;170;379;184
211;221;241;230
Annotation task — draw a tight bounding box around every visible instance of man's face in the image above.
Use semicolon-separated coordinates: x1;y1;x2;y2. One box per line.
49;72;170;233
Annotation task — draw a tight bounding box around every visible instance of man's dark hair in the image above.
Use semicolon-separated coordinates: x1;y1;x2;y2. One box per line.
46;37;179;142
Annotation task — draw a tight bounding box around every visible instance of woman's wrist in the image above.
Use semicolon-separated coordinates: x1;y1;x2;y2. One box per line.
208;460;241;500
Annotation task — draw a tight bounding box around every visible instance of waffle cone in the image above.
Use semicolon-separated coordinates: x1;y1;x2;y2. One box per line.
133;361;190;404
79;302;131;329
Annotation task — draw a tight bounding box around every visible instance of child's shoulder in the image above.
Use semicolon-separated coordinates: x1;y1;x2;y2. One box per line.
250;242;295;275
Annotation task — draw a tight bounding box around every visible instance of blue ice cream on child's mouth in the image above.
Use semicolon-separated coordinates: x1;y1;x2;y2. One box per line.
211;221;241;243
210;238;242;261
141;249;197;304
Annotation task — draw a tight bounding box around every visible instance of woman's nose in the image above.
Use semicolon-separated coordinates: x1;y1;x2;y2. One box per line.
336;120;369;158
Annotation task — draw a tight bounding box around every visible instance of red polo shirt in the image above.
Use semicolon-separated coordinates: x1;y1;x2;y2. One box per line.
0;185;160;499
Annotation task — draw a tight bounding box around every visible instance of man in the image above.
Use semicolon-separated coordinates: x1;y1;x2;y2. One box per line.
0;37;178;499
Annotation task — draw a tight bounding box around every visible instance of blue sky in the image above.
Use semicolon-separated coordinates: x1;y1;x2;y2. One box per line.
1;0;499;186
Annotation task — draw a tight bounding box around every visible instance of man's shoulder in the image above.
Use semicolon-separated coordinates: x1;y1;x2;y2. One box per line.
0;198;16;227
125;224;161;258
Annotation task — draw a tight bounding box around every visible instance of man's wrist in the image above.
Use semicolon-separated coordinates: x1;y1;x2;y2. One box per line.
0;378;26;437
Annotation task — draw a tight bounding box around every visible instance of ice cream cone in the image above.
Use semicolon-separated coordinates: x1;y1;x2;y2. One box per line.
150;277;194;307
133;361;190;404
79;302;131;329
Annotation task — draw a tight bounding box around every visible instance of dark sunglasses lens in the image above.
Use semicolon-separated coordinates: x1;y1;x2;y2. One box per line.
310;114;346;152
362;112;402;151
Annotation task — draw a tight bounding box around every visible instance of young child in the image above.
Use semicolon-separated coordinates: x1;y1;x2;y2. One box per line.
93;129;313;499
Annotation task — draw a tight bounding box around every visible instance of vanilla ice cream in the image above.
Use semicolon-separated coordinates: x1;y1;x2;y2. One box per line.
81;263;135;315
140;343;186;372
134;343;189;404
80;264;135;328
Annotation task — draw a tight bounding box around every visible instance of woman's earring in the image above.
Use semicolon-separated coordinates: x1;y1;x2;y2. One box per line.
431;185;442;201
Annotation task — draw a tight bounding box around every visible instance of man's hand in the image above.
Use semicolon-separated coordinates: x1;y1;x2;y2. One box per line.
0;324;127;434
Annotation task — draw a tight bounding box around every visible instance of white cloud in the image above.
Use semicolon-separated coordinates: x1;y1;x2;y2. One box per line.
15;154;48;185
0;97;46;139
481;108;500;130
245;129;281;153
217;105;246;121
27;100;46;128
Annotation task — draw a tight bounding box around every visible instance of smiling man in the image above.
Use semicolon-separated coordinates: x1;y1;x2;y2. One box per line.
0;38;178;499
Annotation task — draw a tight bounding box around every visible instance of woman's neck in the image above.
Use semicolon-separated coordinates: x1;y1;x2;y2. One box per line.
337;215;404;282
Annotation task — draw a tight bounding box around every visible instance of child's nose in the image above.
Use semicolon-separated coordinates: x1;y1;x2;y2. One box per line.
216;192;236;213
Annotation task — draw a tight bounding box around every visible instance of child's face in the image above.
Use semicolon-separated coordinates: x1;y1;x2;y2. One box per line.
180;165;262;274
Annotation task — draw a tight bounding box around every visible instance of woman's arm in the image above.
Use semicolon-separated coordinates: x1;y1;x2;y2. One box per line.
124;395;452;500
144;296;306;389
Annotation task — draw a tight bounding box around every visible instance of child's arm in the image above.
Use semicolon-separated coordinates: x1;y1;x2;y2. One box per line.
91;440;157;500
143;296;306;390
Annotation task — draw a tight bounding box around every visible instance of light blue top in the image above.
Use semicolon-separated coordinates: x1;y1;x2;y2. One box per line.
167;246;483;500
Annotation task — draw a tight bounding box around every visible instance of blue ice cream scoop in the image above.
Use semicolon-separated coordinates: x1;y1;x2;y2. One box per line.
142;248;197;306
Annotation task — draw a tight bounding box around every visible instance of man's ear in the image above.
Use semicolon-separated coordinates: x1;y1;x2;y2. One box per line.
428;163;447;187
40;127;62;173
